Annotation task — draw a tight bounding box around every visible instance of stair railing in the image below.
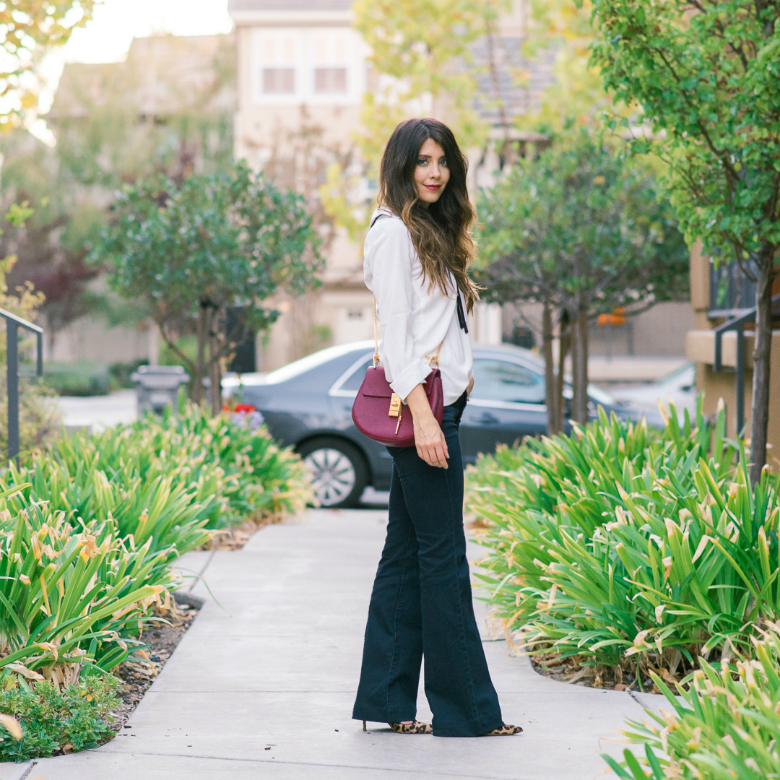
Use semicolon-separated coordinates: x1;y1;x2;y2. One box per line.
1;308;44;463
712;292;780;436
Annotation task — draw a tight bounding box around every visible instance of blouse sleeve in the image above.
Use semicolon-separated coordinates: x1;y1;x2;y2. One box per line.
366;220;432;403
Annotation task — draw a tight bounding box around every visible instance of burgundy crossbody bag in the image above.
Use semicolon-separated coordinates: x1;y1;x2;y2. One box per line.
351;300;444;447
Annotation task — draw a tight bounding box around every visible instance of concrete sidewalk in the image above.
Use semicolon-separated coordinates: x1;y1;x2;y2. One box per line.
3;510;661;780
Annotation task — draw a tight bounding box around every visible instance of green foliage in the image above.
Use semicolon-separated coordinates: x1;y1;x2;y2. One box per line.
0;400;310;684
0;485;167;676
475;125;688;428
42;362;111;397
476;126;688;306
522;0;617;130
605;627;780;779
467;403;780;677
0;674;121;763
0;396;311;760
96;160;323;409
585;0;780;263
0;0;98;129
46;401;312;533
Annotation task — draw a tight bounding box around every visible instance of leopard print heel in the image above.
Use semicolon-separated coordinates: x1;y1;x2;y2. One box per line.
483;723;523;736
389;720;433;734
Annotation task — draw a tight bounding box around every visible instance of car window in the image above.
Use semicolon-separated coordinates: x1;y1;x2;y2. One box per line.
336;355;374;393
471;359;545;404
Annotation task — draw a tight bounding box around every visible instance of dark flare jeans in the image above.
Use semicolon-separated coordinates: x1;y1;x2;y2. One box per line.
352;393;503;737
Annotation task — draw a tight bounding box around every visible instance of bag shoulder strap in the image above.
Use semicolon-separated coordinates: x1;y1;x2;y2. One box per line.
372;296;445;370
368;211;444;371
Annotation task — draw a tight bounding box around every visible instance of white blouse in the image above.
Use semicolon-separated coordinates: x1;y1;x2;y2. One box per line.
363;207;473;406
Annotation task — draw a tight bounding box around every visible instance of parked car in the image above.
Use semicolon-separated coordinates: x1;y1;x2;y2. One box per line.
224;341;659;509
611;361;698;419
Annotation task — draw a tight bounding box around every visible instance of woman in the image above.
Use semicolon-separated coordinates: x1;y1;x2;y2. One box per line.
352;118;522;738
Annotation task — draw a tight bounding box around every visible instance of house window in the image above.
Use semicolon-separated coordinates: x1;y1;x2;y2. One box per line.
259;33;297;96
311;33;349;95
314;67;347;94
263;68;295;94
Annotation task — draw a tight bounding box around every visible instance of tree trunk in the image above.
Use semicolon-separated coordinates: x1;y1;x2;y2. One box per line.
192;304;210;405
556;309;570;432
543;302;561;434
572;299;590;425
208;308;225;417
209;343;223;417
748;251;775;484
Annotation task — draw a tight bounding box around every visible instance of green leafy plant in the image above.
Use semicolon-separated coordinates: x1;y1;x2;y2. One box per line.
0;0;98;130
467;403;780;683
0;674;122;763
605;626;780;779
0;486;168;678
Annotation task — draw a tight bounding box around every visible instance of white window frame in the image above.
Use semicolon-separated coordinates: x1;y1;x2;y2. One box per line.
251;26;365;106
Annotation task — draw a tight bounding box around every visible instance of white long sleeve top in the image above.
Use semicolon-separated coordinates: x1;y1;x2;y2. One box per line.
363;207;473;406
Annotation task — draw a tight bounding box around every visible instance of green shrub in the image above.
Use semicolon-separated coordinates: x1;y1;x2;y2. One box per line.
605;627;780;779
0;486;171;676
467;403;780;681
0;674;121;762
108;359;146;390
50;401;312;531
42;362;111;397
1;455;211;575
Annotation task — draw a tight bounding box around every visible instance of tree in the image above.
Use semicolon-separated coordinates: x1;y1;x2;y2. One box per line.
475;127;689;432
0;0;99;130
584;0;780;482
95;161;323;415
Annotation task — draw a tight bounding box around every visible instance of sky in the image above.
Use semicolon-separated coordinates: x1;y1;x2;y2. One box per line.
32;0;234;138
60;0;234;64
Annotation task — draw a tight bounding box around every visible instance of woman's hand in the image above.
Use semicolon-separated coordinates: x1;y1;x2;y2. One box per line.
405;384;449;468
467;377;474;398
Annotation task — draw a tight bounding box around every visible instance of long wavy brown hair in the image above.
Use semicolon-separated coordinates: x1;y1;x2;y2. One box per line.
377;118;480;312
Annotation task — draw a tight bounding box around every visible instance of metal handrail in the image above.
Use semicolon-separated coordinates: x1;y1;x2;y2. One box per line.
712;293;780;436
1;307;44;462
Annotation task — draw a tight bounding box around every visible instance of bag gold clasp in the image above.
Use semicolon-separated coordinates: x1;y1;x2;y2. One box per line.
389;393;403;434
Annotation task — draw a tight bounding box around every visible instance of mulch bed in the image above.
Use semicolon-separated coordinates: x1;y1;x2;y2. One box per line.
202;515;282;551
529;651;663;693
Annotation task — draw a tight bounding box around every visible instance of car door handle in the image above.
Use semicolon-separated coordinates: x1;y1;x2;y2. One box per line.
477;412;500;425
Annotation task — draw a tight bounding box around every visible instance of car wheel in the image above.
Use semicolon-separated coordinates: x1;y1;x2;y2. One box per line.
298;438;368;509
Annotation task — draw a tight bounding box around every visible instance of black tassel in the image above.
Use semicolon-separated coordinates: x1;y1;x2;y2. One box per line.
456;293;469;333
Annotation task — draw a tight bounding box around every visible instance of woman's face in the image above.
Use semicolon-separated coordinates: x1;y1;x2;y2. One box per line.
413;138;450;207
